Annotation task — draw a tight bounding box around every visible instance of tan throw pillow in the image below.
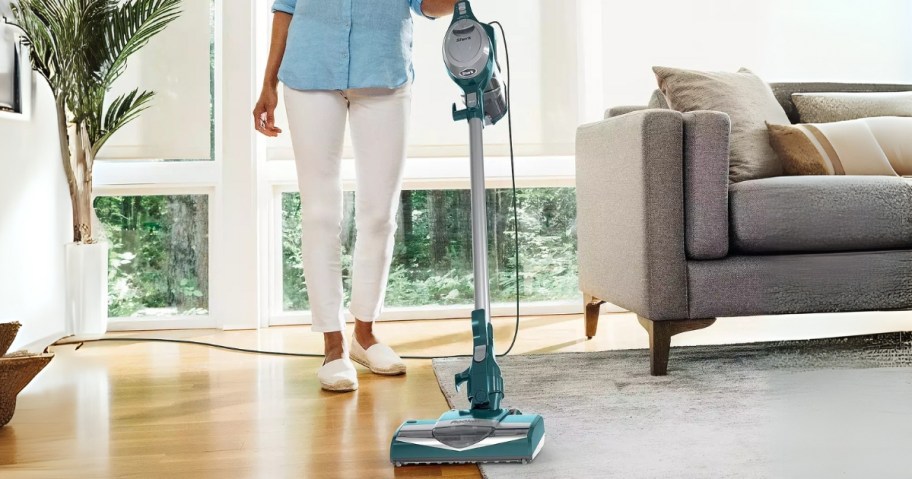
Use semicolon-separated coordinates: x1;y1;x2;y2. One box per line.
653;67;791;183
792;91;912;123
767;117;912;176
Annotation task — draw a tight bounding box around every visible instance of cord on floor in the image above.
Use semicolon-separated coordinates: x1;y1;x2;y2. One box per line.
52;336;477;360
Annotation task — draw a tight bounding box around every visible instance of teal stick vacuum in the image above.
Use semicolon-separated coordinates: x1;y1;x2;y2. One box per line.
390;1;546;466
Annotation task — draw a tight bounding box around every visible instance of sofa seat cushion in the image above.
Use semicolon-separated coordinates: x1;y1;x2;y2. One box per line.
729;176;912;254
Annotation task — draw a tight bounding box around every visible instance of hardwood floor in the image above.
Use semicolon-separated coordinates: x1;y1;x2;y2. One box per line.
3;310;910;478
0;314;617;479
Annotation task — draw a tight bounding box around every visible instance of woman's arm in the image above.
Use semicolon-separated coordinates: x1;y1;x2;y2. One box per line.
419;0;460;18
253;12;292;137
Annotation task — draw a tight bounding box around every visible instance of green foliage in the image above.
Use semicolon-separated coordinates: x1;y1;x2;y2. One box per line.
95;195;209;317
499;188;579;302
282;192;311;311
282;188;579;311
95;188;577;317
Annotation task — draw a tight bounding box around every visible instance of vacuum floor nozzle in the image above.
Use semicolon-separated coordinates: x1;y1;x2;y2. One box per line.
391;409;545;466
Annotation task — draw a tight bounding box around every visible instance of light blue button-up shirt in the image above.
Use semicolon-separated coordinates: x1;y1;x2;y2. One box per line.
272;0;430;91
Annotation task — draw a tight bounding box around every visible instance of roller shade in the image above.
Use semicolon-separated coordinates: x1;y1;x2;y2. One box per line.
267;0;580;160
99;0;213;161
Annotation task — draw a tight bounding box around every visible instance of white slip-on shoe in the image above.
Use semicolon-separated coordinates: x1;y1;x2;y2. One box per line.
317;358;358;392
350;336;407;376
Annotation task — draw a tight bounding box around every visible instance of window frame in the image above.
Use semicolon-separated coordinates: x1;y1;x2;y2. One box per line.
93;184;217;331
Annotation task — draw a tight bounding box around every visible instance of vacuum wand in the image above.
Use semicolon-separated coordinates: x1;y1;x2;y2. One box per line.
469;117;490;315
458;115;507;410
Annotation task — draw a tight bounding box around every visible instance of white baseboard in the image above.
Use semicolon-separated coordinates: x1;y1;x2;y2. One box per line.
13;330;69;353
107;316;216;332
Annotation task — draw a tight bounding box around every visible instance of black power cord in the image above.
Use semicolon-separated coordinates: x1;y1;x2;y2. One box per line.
488;20;519;357
54;22;520;362
53;336;465;360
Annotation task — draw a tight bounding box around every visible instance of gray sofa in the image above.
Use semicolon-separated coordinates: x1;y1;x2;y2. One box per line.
576;82;912;375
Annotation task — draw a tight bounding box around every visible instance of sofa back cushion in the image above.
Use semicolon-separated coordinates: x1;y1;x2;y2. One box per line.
792;91;912;123
769;83;912;124
648;89;669;109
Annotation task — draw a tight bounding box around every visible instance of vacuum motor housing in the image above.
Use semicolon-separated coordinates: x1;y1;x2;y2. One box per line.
443;2;508;125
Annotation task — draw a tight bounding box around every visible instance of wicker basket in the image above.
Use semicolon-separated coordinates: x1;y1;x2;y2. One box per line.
0;322;21;357
0;322;54;427
0;352;54;427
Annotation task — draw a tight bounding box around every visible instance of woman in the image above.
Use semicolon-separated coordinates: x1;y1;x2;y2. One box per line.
254;0;459;392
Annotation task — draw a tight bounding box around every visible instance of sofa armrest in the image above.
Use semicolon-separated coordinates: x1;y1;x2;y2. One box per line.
575;109;689;321
682;111;731;260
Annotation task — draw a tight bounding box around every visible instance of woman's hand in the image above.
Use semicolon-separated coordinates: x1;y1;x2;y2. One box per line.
253;86;283;137
420;0;459;18
256;12;292;137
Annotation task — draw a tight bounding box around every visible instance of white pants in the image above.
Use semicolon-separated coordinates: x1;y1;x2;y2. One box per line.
284;84;411;333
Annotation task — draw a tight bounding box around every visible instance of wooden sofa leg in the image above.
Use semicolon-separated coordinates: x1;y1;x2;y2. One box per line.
584;294;605;339
637;316;716;376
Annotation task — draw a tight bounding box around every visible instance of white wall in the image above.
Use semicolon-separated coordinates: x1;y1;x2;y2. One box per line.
2;0;67;351
0;71;70;352
596;0;912;117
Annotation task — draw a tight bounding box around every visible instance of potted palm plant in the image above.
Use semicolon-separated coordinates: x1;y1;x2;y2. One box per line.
9;0;180;335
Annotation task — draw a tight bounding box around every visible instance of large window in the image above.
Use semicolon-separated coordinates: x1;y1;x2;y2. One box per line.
93;1;217;329
282;187;577;312
262;0;584;325
92;1;584;331
95;195;210;318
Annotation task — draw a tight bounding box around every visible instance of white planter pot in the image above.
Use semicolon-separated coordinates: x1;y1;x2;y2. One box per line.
65;242;109;336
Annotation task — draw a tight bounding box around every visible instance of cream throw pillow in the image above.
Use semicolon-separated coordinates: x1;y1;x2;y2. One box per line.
767;117;912;176
792;91;912;123
653;67;791;183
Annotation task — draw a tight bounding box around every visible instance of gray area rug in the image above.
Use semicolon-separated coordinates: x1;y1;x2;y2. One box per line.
432;333;912;479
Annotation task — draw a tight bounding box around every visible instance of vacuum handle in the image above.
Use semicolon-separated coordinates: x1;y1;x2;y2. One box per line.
455;368;470;391
464;308;504;410
453;0;472;19
454;307;488;393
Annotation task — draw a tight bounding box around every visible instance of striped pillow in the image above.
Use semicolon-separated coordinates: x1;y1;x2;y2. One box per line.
767;117;912;177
